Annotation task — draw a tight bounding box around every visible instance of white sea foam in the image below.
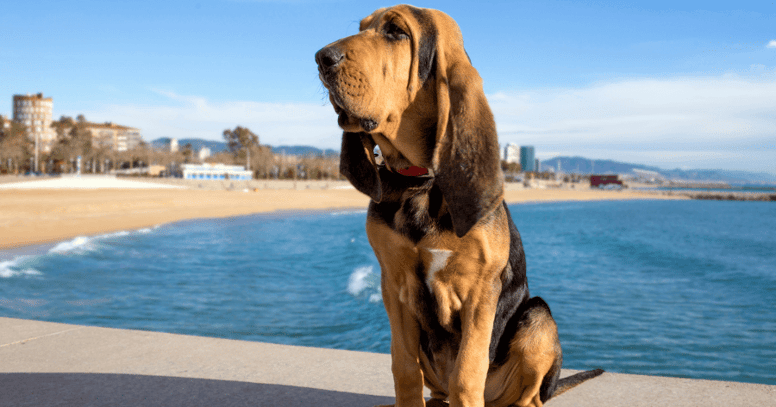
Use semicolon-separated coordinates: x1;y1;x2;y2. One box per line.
0;258;42;278
46;226;155;255
100;230;130;239
137;224;161;234
49;236;96;254
347;265;382;302
348;266;373;296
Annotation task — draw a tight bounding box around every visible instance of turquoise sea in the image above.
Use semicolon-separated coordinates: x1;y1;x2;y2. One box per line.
1;200;774;385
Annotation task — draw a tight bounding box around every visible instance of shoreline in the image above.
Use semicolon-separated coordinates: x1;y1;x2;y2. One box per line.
1;179;684;250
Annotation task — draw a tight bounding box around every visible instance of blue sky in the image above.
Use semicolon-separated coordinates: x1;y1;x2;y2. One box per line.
1;0;774;173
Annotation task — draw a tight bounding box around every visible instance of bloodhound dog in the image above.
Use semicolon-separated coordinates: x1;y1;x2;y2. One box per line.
316;5;603;407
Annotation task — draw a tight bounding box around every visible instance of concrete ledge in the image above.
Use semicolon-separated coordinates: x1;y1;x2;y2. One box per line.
1;317;773;406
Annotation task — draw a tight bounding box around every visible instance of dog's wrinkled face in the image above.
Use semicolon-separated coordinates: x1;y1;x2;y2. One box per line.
316;7;415;133
316;5;438;169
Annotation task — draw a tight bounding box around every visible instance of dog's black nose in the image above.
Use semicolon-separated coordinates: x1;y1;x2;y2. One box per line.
315;46;344;70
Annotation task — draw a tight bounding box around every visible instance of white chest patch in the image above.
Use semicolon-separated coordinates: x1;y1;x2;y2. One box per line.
425;248;453;292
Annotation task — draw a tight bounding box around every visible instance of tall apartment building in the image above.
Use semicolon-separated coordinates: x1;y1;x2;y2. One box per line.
169;138;179;153
520;146;536;172
85;122;142;152
503;143;520;164
13;94;55;170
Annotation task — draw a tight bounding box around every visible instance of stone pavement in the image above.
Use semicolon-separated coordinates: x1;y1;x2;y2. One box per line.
1;317;773;406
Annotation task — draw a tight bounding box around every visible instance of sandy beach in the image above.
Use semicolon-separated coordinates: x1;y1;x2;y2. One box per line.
0;176;681;250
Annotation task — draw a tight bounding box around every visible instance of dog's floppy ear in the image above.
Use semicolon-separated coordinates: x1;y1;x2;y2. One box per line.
430;13;504;238
340;132;383;202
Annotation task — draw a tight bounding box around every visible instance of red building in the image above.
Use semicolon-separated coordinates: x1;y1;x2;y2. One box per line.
590;175;623;188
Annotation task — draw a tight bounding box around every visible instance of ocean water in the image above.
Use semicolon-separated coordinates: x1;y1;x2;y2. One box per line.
635;184;776;194
1;200;774;385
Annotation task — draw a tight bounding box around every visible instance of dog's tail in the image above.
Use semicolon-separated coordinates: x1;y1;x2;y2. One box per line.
551;368;605;398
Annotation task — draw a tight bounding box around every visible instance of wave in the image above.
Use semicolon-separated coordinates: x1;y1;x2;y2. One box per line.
47;226;159;255
347;265;382;303
0;257;42;279
49;236;97;255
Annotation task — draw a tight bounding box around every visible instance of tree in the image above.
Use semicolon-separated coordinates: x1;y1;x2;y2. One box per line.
182;143;194;163
223;126;261;176
501;161;521;173
0;116;33;174
223;126;259;155
49;115;94;173
251;145;275;179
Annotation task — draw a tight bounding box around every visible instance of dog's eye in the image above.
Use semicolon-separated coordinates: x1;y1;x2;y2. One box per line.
384;22;409;40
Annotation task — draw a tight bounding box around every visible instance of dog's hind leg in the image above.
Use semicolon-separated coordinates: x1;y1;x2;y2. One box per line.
484;297;561;407
485;297;604;406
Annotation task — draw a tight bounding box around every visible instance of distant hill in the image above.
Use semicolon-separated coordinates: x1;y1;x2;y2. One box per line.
658;169;776;185
150;138;338;157
541;156;663;175
541;156;776;185
147;140;773;184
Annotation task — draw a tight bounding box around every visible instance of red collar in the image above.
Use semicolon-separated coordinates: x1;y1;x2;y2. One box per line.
397;166;429;177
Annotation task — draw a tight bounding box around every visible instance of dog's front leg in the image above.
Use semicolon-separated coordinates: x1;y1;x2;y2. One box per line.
382;289;426;407
448;287;499;407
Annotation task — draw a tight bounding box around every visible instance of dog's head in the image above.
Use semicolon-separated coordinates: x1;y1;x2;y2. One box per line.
316;5;503;237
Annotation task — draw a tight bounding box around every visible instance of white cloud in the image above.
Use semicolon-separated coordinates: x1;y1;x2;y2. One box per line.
767;40;776;48
83;89;343;149
79;70;776;173
489;69;776;172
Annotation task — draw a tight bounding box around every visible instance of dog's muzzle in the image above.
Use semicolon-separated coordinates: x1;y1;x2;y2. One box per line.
315;46;343;88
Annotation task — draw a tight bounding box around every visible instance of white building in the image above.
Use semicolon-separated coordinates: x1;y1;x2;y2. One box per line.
85;122;142;152
503;143;520;164
13;93;55;172
181;163;252;180
13;93;55;152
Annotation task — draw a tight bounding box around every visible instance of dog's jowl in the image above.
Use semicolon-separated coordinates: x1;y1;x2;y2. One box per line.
316;5;603;407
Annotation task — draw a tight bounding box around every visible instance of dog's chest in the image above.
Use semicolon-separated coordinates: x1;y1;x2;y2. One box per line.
367;217;476;336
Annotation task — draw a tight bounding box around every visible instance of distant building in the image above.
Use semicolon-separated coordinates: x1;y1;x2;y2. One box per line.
590;175;623;188
520;146;536;172
198;147;211;161
169;138;179;153
503;143;520;164
181;163;252;180
13;93;55;154
84;122;143;152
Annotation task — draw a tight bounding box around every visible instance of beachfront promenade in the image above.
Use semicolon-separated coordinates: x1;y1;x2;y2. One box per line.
2;317;774;406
